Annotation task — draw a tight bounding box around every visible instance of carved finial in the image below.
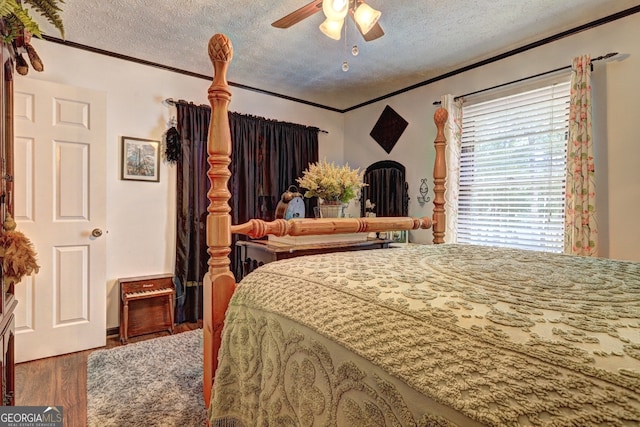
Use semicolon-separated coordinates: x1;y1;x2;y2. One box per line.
208;34;233;89
434;107;448;127
208;34;233;63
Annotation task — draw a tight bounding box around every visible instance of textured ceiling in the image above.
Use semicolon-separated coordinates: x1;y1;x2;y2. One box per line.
36;0;640;111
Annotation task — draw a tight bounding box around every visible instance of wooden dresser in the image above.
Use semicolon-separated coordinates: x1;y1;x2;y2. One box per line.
119;274;175;343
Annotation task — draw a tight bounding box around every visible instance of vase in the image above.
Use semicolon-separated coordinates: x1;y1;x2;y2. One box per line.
314;202;345;218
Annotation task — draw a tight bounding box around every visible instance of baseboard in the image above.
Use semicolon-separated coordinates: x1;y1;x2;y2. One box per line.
106;327;119;337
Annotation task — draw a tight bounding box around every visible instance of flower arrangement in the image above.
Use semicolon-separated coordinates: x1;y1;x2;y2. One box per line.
0;214;39;291
296;158;366;204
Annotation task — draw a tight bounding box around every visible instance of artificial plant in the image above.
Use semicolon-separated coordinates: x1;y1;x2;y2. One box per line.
0;0;64;74
1;0;64;41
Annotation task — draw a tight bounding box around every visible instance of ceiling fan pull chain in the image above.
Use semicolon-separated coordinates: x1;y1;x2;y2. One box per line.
342;17;349;72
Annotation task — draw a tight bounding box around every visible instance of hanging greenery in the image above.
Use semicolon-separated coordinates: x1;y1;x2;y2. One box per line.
1;0;64;42
0;0;64;75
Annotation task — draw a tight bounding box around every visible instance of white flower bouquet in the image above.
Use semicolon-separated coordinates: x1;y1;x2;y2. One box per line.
296;159;366;204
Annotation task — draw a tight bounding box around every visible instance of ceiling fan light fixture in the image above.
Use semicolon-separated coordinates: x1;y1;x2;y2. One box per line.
322;0;349;20
353;3;381;35
319;18;344;40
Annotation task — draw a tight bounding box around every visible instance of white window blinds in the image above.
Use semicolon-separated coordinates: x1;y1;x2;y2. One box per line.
458;81;570;252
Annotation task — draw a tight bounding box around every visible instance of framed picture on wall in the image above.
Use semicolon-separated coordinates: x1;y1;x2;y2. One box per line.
121;136;160;182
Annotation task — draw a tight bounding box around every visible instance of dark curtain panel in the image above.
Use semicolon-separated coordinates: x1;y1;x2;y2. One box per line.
174;103;210;323
361;160;408;217
229;112;319;278
172;104;319;322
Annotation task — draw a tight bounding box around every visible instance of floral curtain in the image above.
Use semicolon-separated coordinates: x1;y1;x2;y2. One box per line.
565;55;598;256
441;95;463;244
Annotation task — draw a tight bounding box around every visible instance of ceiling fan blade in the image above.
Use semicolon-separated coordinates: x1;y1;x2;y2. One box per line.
272;0;323;29
348;8;384;42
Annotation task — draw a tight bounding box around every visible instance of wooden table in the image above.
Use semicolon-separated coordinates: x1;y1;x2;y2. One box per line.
236;238;392;280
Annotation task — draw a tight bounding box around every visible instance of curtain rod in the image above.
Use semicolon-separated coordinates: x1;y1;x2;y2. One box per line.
163;98;329;133
163;98;207;107
432;52;618;105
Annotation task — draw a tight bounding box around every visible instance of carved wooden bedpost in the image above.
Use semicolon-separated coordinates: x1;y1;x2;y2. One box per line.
203;33;235;407
432;107;448;244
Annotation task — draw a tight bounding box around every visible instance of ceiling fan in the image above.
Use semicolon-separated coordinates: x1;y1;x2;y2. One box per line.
272;0;384;42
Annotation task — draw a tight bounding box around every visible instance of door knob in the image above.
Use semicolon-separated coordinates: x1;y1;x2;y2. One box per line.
91;228;103;238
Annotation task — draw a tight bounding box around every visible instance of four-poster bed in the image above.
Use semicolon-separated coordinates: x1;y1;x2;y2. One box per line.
203;34;640;426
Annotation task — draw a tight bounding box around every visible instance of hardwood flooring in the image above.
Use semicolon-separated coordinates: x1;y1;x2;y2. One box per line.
14;321;202;427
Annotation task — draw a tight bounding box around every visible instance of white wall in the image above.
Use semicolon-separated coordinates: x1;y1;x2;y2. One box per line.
27;39;344;328
23;12;640;329
344;12;640;262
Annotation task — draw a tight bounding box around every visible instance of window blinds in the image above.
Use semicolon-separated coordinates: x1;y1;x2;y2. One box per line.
458;81;570;252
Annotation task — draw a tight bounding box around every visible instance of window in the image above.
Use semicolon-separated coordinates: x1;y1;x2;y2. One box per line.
458;81;570;252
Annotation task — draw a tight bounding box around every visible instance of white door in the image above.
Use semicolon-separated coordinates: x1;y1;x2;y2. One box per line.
12;77;107;363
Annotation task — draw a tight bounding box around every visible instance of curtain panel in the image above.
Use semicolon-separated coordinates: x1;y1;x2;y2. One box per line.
228;112;319;227
174;102;210;323
228;112;319;278
441;95;463;244
171;104;319;321
565;55;598;256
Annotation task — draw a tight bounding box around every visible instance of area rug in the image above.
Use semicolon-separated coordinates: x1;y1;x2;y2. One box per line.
87;329;206;426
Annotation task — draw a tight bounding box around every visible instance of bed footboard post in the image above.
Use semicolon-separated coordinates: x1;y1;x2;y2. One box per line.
203;33;236;408
432;107;448;244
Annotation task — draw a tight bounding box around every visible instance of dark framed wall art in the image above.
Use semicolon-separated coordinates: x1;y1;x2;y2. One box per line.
121;136;160;182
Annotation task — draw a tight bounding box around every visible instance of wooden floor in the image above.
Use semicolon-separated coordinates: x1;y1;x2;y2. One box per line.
14;321;202;427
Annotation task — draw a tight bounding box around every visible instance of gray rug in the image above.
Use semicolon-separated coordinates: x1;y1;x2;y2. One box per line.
87;329;206;426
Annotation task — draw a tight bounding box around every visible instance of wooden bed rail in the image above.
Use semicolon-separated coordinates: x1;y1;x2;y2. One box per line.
202;33;448;408
231;216;432;239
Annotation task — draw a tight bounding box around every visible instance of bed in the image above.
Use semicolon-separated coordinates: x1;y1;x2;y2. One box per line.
202;34;640;426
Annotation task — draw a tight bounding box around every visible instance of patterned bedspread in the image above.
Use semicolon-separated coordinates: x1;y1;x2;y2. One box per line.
209;244;640;426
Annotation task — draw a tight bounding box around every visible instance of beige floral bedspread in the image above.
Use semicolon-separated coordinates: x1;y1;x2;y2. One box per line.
210;244;640;426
